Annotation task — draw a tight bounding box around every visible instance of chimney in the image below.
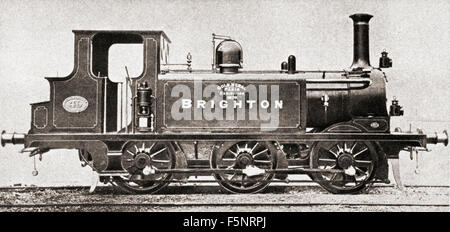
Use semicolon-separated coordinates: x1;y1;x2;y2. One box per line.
349;13;373;70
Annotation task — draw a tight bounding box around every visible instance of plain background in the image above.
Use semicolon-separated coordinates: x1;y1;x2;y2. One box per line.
0;0;448;186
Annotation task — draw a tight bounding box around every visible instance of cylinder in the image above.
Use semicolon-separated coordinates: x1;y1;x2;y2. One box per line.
288;55;296;74
349;13;373;70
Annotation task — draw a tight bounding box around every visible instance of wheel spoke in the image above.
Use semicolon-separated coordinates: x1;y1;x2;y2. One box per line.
253;160;272;164
318;158;337;166
228;173;237;181
251;142;259;152
328;148;339;158
220;159;236;167
126;150;135;156
152;159;170;163
228;149;238;157
354;166;366;175
353;147;368;157
150;147;167;158
145;142;156;153
354;160;372;167
319;147;338;158
336;144;343;152
253;148;268;158
350;142;358;153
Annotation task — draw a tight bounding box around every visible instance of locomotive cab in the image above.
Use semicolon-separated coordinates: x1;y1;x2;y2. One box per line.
28;30;171;135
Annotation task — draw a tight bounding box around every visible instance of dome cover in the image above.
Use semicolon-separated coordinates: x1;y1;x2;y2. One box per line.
216;39;243;73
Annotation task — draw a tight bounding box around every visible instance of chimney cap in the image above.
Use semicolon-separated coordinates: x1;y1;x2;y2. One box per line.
349;13;373;23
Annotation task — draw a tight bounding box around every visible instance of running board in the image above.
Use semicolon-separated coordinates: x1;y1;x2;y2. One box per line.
24;132;427;147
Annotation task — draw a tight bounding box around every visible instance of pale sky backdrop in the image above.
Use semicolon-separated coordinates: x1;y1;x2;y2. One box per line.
0;0;448;186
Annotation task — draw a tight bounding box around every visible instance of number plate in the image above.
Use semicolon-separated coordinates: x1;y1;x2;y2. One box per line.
62;96;89;113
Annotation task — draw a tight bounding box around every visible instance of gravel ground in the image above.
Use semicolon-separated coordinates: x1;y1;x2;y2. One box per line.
0;185;448;212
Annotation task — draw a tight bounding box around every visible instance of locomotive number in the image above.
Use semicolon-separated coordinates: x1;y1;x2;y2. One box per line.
62;96;89;113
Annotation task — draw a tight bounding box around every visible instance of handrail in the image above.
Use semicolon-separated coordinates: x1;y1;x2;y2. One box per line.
306;79;371;91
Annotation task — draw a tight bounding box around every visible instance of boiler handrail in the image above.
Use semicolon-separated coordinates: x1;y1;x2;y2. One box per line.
306;79;371;91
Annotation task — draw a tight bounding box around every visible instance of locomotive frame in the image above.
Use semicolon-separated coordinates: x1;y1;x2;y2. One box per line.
1;13;448;194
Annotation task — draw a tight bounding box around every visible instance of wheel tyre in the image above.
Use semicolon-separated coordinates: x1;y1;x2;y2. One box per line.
210;141;278;194
113;141;176;194
309;122;378;194
310;141;377;194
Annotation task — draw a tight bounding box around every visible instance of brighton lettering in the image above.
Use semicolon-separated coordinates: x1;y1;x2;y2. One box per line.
180;99;283;109
170;81;281;130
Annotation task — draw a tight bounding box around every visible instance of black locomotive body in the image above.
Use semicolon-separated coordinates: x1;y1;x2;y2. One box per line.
1;13;447;194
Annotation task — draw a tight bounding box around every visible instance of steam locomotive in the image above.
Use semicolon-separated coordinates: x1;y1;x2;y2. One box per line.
1;13;447;194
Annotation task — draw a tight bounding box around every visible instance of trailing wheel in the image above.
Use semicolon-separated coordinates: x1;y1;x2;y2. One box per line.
114;141;176;194
210;141;277;194
310;123;378;194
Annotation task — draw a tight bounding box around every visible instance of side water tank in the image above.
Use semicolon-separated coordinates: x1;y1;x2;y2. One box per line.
216;39;243;73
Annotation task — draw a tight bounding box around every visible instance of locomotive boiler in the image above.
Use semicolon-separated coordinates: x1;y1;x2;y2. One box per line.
1;13;448;194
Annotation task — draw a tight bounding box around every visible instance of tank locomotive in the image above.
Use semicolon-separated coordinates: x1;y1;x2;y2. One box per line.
1;13;448;194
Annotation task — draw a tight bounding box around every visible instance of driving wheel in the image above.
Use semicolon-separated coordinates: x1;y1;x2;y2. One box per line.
114;141;176;194
210;141;277;194
310;123;378;194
